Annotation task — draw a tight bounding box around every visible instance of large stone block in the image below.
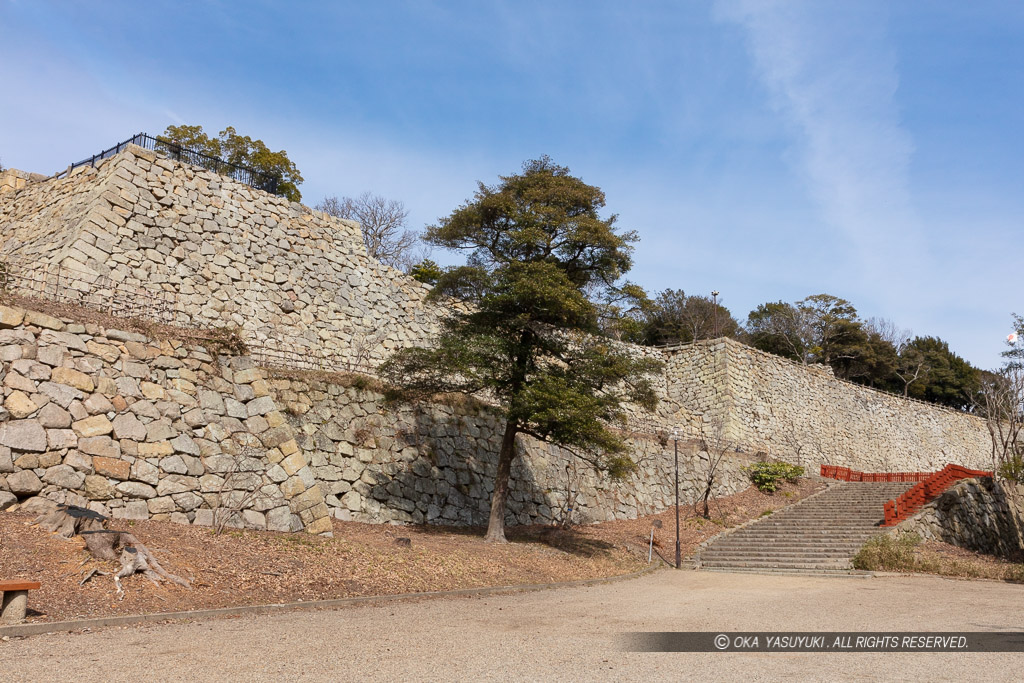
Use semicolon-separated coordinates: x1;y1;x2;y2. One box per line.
42;464;85;490
7;470;43;495
4;391;38;419
93;456;130;480
72;415;113;438
116;481;157;499
0;421;48;452
51;367;94;393
111;413;147;441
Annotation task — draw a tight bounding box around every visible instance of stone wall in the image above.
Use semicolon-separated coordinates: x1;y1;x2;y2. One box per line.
0;145;999;532
269;373;755;526
896;478;1024;559
0;169;47;195
0;304;332;534
664;339;993;474
0;147;440;369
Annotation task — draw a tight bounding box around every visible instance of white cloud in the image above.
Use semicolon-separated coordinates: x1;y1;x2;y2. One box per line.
714;0;928;290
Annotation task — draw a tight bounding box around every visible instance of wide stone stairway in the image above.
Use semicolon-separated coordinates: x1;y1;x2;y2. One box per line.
695;481;914;574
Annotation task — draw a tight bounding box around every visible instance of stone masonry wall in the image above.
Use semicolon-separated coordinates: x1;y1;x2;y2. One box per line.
0;304;332;534
0;146;998;531
270;373;755;526
0;147;439;369
896;478;1024;559
664;339;992;474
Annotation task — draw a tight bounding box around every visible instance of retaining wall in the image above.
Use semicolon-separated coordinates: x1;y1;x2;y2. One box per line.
897;478;1024;558
0;304;332;534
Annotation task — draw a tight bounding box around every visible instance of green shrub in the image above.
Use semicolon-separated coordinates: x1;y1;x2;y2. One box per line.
744;462;805;492
998;454;1024;484
852;533;923;571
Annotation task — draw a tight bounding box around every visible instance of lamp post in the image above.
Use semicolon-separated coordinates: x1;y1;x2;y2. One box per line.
673;427;681;569
711;290;720;338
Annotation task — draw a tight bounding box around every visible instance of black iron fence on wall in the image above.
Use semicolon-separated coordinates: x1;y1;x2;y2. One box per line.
56;132;279;195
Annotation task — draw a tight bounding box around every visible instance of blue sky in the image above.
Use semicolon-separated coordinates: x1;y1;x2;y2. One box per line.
1;0;1021;369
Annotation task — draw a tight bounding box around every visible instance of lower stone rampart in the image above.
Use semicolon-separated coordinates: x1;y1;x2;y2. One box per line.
270;373;754;525
0;304;332;534
896;478;1024;558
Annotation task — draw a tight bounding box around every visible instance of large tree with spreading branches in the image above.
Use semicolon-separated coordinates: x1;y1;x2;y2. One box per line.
380;157;661;542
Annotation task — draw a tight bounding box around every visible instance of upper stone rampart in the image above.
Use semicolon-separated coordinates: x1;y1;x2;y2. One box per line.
0;145;440;370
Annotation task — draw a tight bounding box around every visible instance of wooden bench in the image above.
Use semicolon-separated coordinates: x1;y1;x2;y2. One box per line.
0;580;41;624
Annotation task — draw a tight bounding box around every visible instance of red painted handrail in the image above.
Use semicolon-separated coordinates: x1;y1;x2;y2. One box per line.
880;464;993;526
819;463;993;527
819;464;929;483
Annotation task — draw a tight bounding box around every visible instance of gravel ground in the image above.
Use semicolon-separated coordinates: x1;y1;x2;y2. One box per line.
3;570;1022;682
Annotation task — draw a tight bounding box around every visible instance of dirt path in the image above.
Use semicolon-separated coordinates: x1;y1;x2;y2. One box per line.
3;570;1022;681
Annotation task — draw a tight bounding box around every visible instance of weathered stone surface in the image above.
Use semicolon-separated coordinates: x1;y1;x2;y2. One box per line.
145;421;175;442
131;459;160;485
83;474;116;500
46;429;78;450
111;412;147;441
0;490;17;510
37;381;83;408
0;305;26;328
0;447;16;473
37;402;72;428
82;393;114;415
4;391;38;419
147;495;176;514
72;414;113;438
116;481;157;499
159;455;187;475
138;441;174;457
42;464;85;490
246;395;276;418
51;366;95;393
140;381;166;400
64;450;94;473
92;456;130;480
23;310;63;330
7;469;43;495
117;500;150;520
157;474;199;495
170;434;200;456
0;420;48;452
78;436;120;458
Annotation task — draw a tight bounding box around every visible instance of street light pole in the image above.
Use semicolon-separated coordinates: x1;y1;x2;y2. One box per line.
673;427;680;569
711;290;720;339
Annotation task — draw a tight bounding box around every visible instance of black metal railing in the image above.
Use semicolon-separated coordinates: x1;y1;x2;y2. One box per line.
60;132;279;195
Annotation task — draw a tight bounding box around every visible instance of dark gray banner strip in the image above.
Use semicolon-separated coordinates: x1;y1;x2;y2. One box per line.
623;632;1024;653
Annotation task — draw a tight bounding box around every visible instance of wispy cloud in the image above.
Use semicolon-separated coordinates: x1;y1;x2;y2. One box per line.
714;0;928;289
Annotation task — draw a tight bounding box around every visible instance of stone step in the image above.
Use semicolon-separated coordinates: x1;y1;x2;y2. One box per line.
700;548;860;557
701;559;853;570
698;566;874;578
696;480;908;573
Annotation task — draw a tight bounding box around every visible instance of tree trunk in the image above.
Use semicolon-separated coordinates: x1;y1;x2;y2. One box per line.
484;422;518;543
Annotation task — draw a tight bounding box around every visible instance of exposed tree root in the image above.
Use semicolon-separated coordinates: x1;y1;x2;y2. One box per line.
33;503;191;597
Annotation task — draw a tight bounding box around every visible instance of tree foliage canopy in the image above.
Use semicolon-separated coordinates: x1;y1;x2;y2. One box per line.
381;157;661;542
632;289;739;346
160;125;304;202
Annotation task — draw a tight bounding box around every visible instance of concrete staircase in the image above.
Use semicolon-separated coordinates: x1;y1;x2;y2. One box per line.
695;481;914;575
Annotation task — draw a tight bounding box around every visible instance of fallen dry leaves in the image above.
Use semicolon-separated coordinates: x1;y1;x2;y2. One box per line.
0;480;823;624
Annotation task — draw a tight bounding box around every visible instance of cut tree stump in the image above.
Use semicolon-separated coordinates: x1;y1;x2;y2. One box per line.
32;504;191;597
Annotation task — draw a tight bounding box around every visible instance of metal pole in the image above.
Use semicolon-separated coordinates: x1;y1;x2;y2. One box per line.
674;436;681;569
712;290;720;338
